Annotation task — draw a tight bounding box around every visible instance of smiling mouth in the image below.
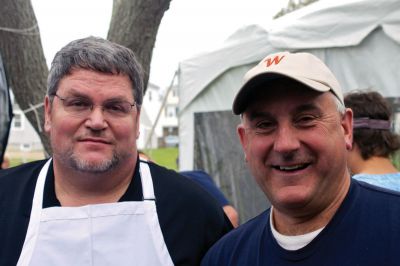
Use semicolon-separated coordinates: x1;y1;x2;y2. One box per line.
272;163;310;171
80;138;111;144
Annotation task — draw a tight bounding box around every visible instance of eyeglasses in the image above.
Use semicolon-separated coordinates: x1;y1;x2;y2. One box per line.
53;93;136;118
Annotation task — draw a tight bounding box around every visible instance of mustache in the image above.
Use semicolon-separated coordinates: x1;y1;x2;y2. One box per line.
76;131;112;142
270;151;313;165
281;152;296;162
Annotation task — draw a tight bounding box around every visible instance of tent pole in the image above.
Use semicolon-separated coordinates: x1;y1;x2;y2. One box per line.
144;70;178;151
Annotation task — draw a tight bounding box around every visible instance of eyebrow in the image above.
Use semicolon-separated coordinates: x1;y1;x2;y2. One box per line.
63;89;131;102
246;110;273;122
61;88;88;98
294;103;321;114
246;103;321;121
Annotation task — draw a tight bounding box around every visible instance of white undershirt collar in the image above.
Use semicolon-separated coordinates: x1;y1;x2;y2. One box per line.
269;207;324;251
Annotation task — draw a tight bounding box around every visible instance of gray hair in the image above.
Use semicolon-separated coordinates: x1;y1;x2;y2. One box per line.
47;36;144;107
332;92;346;115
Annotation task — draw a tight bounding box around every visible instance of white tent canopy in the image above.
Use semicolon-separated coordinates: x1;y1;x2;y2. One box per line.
178;0;400;170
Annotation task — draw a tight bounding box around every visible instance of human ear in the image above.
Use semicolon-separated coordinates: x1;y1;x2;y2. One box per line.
135;109;141;139
341;108;353;151
237;123;248;152
44;96;52;133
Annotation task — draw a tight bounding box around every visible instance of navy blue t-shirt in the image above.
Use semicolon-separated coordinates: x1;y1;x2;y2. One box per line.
201;179;400;266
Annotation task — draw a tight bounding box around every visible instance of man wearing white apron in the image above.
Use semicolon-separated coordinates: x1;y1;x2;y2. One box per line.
18;159;174;266
0;37;232;266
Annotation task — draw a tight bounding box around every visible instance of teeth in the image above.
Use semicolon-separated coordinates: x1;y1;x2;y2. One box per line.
279;165;303;171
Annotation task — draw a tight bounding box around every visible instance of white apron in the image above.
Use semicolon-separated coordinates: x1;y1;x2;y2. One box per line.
17;159;174;266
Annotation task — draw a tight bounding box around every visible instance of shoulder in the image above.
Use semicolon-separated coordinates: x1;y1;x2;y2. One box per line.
353;178;400;199
148;161;229;224
0;160;47;265
0;159;47;209
149;163;222;208
0;159;46;187
201;210;270;265
146;162;233;265
180;170;230;206
0;160;47;216
180;170;214;185
352;173;400;192
350;179;400;221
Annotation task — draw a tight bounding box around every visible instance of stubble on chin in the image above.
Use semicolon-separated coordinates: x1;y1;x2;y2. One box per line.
56;148;124;173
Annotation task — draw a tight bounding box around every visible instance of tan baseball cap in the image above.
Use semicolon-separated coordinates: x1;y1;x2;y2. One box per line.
232;51;344;115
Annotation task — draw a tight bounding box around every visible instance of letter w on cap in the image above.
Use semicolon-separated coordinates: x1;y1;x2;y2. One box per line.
264;55;285;67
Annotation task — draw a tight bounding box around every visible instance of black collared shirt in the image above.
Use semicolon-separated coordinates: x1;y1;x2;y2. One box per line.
0;159;233;266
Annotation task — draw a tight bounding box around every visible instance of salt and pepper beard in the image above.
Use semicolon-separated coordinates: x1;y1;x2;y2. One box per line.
55;147;130;173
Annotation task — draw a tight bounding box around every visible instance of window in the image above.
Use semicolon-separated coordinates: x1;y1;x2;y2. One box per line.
12;111;24;130
20;143;32;151
165;106;176;117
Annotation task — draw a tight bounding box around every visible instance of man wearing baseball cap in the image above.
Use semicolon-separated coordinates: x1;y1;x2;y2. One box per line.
201;52;400;265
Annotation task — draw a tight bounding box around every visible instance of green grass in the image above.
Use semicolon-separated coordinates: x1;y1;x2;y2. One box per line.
10;158;24;167
143;147;179;171
9;157;39;167
392;150;400;170
7;148;179;171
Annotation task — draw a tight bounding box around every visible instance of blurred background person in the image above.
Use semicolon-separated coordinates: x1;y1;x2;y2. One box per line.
181;170;239;228
345;90;400;191
140;149;239;226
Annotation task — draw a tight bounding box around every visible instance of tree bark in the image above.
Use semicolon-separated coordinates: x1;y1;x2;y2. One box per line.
0;0;50;154
0;0;171;154
108;0;172;93
0;0;171;155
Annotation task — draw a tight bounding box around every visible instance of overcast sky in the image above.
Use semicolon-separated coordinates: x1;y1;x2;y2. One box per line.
32;0;287;89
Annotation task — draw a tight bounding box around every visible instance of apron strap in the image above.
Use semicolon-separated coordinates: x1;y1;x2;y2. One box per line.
17;158;52;266
139;161;156;201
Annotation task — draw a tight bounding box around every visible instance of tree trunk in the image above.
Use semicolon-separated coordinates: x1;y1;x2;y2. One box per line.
0;0;51;154
108;0;172;93
0;0;171;155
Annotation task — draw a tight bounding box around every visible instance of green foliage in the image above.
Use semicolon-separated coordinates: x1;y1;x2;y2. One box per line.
143;147;179;171
392;150;400;170
9;157;36;167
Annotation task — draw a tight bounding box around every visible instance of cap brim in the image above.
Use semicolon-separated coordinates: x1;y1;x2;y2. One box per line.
232;72;331;115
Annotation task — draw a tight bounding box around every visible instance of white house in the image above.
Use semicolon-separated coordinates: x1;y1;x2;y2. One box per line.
5;93;45;162
138;81;179;149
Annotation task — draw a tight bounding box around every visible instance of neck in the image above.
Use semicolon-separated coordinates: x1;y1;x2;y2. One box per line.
53;158;137;207
354;156;398;175
272;173;351;236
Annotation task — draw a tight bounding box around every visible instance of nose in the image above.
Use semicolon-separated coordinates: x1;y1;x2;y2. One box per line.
84;106;107;130
273;123;300;154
